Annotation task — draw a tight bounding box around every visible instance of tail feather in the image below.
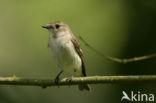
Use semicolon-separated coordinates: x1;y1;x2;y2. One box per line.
78;84;91;91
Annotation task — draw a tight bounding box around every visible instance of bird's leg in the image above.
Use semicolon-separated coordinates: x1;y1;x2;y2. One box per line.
66;69;76;84
66;75;74;84
54;70;63;84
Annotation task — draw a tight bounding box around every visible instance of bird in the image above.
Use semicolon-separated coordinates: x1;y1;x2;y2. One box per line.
42;21;91;91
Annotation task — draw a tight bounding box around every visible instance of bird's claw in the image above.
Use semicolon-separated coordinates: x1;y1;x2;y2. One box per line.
66;76;73;84
54;76;60;84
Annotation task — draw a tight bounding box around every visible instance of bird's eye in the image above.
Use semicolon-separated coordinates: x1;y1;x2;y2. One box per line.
55;24;60;29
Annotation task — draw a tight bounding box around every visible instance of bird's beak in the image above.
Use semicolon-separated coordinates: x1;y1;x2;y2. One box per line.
42;25;49;29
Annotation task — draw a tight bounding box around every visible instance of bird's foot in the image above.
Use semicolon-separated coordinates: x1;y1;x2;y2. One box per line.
66;75;74;84
54;76;60;84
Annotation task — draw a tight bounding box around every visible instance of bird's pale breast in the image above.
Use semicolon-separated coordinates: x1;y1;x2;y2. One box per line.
48;36;82;76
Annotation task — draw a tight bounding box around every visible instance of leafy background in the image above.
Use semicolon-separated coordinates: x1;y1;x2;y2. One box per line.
0;0;156;103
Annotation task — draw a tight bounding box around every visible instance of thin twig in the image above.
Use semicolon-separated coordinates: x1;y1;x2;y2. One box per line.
79;36;156;63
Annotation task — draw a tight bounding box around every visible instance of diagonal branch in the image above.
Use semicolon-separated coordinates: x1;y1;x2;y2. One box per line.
0;75;156;88
79;36;156;63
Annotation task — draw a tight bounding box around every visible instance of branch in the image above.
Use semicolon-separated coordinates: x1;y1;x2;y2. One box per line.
0;75;156;88
79;36;156;63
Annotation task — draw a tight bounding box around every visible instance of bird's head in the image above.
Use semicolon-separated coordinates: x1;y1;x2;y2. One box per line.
42;21;71;38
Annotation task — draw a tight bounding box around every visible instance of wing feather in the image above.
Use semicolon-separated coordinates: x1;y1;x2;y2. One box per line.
71;35;87;76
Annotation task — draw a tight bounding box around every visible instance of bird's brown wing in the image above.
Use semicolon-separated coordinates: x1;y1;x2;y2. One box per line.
71;35;87;76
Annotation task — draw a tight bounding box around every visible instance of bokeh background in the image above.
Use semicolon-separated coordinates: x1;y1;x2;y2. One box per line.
0;0;156;103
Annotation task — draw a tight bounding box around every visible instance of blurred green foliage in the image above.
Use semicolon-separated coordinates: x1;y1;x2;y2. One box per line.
0;0;156;103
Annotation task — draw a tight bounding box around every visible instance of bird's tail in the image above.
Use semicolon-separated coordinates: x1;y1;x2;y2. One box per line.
78;84;91;91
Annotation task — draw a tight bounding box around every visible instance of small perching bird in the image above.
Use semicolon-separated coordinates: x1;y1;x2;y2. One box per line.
42;21;91;91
